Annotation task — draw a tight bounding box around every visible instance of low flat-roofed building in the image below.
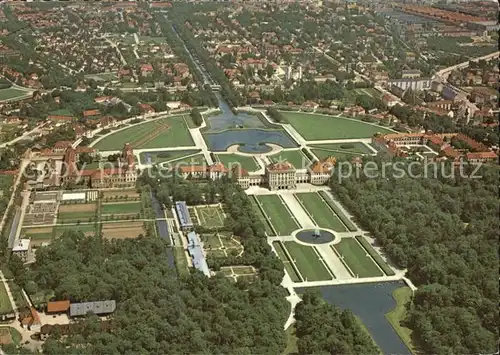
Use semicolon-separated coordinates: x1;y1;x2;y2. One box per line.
69;300;116;317
175;201;193;230
187;231;210;277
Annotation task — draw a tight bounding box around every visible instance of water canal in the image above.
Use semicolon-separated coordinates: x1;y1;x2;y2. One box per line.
296;282;411;355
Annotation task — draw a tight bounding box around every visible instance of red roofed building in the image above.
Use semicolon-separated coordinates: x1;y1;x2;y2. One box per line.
121;143;135;171
138;103;155;114
140;64;154;76
466;151;497;163
47;300;70;314
20;307;41;331
95;96;113;104
47;115;73;123
83;109;100;118
53;141;73;154
309;156;336;185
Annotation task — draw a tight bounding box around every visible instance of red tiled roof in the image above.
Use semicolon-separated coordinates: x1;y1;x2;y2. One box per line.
47;300;70;313
466;151;497;160
83;109;100;117
267;162;295;172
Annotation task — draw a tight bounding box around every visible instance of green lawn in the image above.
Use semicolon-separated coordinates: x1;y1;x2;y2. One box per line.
0;88;29;101
22;229;53;240
386;287;417;354
281;112;393;140
251;198;274;236
283;241;333;281
201;233;223;249
101;202;141;215
57;211;96;223
311;148;360;162
256;195;299;236
215;154;260;172
93;116;194;151
283;325;298;355
0;282;13;314
162;154;206;169
309;142;373;155
317;191;357;232
295;192;348;232
48;108;73;116
139;150;200;164
355;236;395;276
196;206;225;228
269;149;311;169
272;241;302;282
334;238;383;278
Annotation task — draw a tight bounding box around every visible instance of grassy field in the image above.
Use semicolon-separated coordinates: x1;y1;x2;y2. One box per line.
386;287;417;354
355;236;395;276
139;150;200;165
269;149;312;169
215;154;260;172
311;148;360;162
255;195;299;236
283;241;333;281
251;198;274;236
318;191;357;232
281;112;393;140
334;238;383;278
22;227;53;240
57;212;96;223
162;154;206;169
309;142;373;155
295;192;348;232
0;88;29;101
196;206;225;228
272;241;302;282
93;116;194;151
283;325;298;355
101;202;141;215
0;282;13;314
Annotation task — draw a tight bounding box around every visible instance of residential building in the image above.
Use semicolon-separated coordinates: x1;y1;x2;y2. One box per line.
309;156;336;185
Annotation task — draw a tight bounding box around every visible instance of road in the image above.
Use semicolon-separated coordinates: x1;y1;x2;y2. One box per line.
103;37;127;66
0;158;29;235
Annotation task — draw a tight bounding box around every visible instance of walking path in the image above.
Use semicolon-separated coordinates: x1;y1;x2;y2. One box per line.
279;193;314;229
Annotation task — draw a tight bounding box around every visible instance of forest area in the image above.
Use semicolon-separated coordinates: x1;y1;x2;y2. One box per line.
295;290;380;355
329;162;498;354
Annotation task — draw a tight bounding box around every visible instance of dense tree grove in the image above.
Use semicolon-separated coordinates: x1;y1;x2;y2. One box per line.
18;232;289;354
295;290;379;355
190;107;203;127
329;162;498;354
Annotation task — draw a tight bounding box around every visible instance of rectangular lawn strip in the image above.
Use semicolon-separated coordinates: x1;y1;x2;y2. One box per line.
0;282;13;314
334;238;383;278
295;192;348;232
318;191;357;232
101;202;141;215
173;247;190;276
269;149;312;169
231;266;255;275
272;242;302;282
329;245;355;277
308;142;373;155
256;195;299;236
22;227;54;240
280;112;394;140
251;196;276;236
219;267;234;276
57;211;97;223
355;236;395;276
215;154;260;172
283;242;333;281
162;154;206;167
201;233;223;249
